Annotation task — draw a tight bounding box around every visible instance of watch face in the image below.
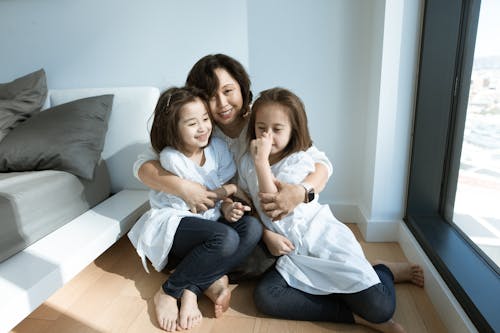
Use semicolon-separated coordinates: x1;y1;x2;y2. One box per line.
307;190;315;202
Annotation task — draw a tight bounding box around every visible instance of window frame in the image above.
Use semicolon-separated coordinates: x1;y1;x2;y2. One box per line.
405;0;499;332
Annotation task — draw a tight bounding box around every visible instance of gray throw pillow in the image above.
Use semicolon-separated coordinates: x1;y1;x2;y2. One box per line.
0;69;47;142
0;94;113;180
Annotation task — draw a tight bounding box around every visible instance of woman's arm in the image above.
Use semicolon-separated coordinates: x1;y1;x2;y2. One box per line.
260;158;330;221
138;160;217;213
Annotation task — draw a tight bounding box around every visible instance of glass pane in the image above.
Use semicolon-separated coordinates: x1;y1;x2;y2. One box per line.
453;0;500;269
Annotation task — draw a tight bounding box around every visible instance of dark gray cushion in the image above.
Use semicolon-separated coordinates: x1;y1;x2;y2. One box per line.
0;69;47;142
0;94;113;180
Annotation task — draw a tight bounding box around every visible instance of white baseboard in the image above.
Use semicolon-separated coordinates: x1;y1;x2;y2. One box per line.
331;203;399;242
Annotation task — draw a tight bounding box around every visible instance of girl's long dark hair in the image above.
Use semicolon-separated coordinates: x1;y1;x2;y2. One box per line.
150;86;209;153
248;87;312;160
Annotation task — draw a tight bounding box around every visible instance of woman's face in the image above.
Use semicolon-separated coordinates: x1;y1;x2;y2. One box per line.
208;68;244;127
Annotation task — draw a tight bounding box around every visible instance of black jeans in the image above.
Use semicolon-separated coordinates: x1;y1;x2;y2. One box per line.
162;215;262;298
254;264;396;324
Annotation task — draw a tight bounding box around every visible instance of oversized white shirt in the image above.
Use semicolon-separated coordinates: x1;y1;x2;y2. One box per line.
128;137;235;272
238;151;380;295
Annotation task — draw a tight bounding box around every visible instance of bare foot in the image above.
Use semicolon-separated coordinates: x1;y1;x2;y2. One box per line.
177;289;202;330
204;275;231;318
354;314;406;333
374;260;425;287
153;288;178;332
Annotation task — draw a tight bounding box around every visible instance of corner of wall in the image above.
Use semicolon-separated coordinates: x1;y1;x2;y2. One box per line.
331;203;399;242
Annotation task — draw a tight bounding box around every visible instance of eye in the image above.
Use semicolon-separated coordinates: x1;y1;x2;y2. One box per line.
257;126;266;132
223;88;233;95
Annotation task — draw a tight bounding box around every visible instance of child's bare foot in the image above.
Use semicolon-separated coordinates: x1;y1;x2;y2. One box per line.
204;275;231;318
374;260;425;287
153;288;178;332
354;315;406;333
177;289;202;330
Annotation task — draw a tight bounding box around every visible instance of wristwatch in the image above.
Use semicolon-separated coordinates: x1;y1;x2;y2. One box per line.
300;182;315;203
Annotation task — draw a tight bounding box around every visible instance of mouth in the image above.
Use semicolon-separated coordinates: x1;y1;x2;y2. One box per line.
218;108;233;119
196;133;209;141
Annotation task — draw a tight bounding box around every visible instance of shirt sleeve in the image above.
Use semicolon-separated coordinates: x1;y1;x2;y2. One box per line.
132;146;159;180
306;145;333;178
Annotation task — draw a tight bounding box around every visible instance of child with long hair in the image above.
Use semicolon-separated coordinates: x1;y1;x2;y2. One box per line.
128;86;262;332
239;87;424;333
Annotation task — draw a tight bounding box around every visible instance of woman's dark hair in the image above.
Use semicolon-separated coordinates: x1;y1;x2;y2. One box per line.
186;53;252;117
248;87;312;160
150;86;209;153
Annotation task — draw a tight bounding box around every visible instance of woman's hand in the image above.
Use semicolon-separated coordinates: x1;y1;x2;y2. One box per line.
262;229;295;256
222;200;251;222
180;179;218;213
259;180;304;221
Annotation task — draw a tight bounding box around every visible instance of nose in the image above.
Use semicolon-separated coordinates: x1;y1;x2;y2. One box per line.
215;92;227;107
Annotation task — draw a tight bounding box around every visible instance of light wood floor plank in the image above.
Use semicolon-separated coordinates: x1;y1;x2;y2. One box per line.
11;224;447;333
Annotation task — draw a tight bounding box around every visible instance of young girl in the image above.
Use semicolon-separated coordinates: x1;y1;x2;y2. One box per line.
128;87;262;332
239;87;425;333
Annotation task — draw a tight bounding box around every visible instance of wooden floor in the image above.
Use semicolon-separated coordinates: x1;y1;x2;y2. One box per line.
11;224;447;333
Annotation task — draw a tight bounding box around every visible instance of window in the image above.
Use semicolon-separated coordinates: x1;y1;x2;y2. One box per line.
453;0;500;271
405;0;499;332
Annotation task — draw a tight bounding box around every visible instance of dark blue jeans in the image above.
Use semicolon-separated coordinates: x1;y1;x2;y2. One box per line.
254;264;396;324
162;215;262;298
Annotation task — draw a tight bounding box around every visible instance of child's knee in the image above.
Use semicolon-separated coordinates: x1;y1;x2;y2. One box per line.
220;228;240;256
246;216;263;241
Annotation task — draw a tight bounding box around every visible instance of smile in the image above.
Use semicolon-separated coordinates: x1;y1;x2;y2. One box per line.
219;108;232;117
196;133;209;141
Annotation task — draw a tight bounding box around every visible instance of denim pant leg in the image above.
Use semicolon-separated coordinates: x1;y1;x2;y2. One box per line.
217;215;263;272
254;268;355;323
162;216;240;298
339;264;396;323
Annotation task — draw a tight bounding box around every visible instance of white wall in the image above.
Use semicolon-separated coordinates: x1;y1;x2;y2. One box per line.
0;0;249;89
248;0;384;213
0;0;424;236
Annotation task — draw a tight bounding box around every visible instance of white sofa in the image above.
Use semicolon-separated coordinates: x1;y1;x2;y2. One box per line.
0;86;160;333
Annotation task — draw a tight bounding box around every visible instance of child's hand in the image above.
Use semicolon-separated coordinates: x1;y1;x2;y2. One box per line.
262;229;295;256
250;131;273;161
222;201;251;222
214;183;237;200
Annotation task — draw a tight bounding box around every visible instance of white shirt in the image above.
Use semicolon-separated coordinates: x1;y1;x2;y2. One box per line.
238;151;380;295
